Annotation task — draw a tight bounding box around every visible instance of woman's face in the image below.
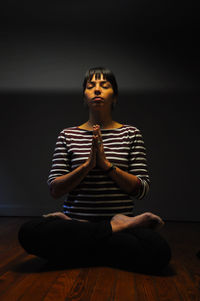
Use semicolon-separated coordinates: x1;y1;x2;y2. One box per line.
84;73;116;111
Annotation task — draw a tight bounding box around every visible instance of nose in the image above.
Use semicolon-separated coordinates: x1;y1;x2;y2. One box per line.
94;83;101;95
95;90;101;95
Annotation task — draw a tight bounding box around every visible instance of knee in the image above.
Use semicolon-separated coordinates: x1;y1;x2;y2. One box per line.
18;219;44;257
18;221;33;253
131;228;172;272
147;237;172;272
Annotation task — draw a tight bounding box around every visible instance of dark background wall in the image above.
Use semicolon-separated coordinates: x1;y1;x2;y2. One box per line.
0;1;199;220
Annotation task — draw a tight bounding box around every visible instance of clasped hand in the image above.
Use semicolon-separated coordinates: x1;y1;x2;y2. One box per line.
87;124;110;170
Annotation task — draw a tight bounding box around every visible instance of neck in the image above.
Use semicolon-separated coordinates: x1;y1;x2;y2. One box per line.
88;111;113;129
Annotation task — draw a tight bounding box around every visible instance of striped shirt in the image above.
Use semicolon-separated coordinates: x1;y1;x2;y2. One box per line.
47;124;150;221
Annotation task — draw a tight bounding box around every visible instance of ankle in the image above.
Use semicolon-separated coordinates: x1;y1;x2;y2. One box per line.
110;214;129;233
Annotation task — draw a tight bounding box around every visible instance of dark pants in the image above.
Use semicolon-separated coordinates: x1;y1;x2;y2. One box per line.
18;217;171;273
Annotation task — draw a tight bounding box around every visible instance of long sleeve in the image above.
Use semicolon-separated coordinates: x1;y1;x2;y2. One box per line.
128;128;150;200
47;130;71;186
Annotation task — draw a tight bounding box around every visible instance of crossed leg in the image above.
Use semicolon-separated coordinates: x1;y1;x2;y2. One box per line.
18;212;171;272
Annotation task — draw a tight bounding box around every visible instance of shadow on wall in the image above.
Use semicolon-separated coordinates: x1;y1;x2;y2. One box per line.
0;91;199;221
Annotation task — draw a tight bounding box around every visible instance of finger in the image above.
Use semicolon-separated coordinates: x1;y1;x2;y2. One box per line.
93;135;102;151
92;135;97;143
93;124;100;132
97;128;103;142
93;134;98;140
92;128;99;139
93;126;98;135
92;135;99;148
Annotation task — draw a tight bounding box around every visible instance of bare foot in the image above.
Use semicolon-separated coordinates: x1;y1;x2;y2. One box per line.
43;212;72;220
110;212;165;233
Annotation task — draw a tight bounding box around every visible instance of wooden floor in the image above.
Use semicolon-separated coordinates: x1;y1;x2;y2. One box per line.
0;217;200;301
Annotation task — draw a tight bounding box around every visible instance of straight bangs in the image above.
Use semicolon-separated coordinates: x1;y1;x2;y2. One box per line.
87;69;108;82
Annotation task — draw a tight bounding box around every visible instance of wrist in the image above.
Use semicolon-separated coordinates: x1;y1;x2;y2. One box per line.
105;162;116;173
102;160;112;171
83;160;93;172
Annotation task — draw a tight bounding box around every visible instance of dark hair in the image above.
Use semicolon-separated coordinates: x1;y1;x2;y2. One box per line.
82;67;118;98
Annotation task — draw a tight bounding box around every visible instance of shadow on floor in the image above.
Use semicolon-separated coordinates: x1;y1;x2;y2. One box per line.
13;255;176;277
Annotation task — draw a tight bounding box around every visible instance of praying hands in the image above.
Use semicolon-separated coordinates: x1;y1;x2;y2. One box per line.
87;124;111;171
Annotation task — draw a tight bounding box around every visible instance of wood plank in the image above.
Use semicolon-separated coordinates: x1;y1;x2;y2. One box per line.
153;275;182;301
0;248;26;276
65;268;101;301
134;273;158;301
43;269;86;301
0;272;41;301
0;255;48;301
19;269;64;301
0;270;26;297
113;269;137;301
89;267;117;301
173;265;200;301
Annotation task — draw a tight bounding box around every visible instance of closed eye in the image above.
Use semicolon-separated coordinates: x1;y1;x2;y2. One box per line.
86;83;111;89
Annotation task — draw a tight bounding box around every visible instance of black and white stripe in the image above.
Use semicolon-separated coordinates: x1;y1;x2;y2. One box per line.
47;124;150;220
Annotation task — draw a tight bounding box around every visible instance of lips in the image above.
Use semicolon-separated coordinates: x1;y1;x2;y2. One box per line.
92;97;104;101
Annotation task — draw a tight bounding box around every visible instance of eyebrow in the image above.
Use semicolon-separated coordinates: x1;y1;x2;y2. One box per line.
87;80;110;84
